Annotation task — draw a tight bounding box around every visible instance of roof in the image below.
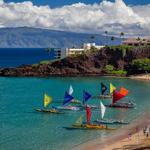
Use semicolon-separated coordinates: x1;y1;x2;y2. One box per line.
123;38;150;44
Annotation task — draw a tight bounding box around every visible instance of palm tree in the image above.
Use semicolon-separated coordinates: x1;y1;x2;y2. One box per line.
90;35;95;43
111;36;115;45
120;32;124;39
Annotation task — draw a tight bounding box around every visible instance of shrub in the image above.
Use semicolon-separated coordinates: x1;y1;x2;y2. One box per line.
131;58;150;72
104;64;127;76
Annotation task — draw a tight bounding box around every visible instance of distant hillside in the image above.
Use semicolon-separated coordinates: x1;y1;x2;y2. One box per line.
0;45;150;77
0;27;121;48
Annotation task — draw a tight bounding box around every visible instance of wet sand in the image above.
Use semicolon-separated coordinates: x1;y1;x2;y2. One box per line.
73;111;150;150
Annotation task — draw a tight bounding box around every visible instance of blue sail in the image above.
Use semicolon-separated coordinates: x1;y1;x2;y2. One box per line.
63;91;74;105
83;91;92;104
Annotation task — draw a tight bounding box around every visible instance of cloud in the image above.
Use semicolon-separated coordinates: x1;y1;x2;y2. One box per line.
0;0;150;36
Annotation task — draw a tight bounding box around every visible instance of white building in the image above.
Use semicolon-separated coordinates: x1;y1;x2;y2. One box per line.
66;43;104;57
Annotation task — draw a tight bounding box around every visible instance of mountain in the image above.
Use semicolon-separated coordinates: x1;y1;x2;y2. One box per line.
0;27;121;48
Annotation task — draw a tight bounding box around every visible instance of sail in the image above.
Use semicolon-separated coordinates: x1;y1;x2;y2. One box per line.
120;86;129;96
83;91;92;104
110;83;116;94
63;91;74;105
44;93;52;108
100;101;106;119
69;85;73;95
101;82;108;95
86;106;91;124
75;115;83;125
112;90;126;104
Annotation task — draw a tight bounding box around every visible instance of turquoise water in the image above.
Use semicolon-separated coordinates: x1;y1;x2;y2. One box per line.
0;77;150;150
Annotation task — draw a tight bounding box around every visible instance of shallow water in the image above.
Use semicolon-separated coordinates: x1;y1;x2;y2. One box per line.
0;77;150;150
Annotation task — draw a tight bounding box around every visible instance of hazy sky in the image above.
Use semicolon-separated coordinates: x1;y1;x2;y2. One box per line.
0;0;150;36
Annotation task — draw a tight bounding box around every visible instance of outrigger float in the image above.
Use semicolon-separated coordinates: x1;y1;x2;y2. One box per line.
34;93;64;114
64;106;116;130
105;87;136;109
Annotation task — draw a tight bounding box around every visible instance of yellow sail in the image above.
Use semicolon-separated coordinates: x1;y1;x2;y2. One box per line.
110;83;116;94
75;115;83;125
44;93;52;108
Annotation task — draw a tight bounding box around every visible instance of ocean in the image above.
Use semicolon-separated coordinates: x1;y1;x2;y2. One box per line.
0;48;53;67
0;77;150;150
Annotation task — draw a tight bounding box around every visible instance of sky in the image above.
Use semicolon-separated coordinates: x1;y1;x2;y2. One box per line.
0;0;150;36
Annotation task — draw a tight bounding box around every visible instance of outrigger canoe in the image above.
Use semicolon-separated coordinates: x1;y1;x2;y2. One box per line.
34;108;64;114
105;88;136;108
93;82;115;99
35;93;64;114
105;102;136;108
70;99;81;104
52;105;81;111
95;119;129;125
96;101;129;125
64;124;116;130
93;95;112;99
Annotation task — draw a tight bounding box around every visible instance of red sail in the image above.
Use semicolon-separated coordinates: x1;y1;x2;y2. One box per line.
112;90;126;104
120;86;129;96
86;106;91;124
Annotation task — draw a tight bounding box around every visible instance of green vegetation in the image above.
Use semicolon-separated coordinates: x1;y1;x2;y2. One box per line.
32;63;38;67
104;65;127;76
131;58;150;72
39;60;51;65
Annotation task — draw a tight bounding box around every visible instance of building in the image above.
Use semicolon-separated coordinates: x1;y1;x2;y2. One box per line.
66;48;85;56
83;43;104;50
66;43;104;57
46;48;63;59
122;38;150;46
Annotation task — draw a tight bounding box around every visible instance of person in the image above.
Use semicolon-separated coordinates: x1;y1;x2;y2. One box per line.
143;126;147;135
145;127;149;138
128;133;132;140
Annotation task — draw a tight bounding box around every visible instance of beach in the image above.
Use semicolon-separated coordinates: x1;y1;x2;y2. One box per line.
74;111;150;150
130;73;150;81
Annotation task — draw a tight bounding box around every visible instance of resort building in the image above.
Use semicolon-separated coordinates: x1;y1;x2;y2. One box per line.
66;43;104;57
46;48;63;59
122;38;150;46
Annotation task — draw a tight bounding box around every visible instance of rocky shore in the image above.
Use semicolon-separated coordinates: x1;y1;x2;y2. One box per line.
0;46;150;77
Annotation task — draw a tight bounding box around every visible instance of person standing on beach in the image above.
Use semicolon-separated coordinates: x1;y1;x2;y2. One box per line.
145;127;149;137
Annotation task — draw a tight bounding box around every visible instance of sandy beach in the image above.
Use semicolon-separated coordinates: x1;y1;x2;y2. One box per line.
73;111;150;150
130;73;150;81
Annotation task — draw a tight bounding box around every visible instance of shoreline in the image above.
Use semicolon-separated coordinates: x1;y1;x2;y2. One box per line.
129;74;150;81
73;111;150;150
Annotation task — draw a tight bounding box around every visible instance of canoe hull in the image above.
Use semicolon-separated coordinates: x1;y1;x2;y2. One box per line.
105;102;135;108
64;124;115;130
52;106;81;111
93;95;112;99
34;108;64;114
95;119;129;125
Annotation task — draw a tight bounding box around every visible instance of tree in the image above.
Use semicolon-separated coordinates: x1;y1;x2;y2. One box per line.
90;35;95;43
120;32;124;39
137;37;141;41
111;36;115;45
131;58;150;73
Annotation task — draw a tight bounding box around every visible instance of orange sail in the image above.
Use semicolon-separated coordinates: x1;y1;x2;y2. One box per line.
120;86;129;96
112;90;126;104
